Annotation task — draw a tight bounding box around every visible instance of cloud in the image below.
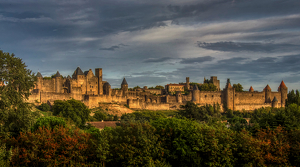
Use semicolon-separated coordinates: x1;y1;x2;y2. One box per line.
197;41;300;53
143;57;172;63
179;56;214;64
99;43;128;51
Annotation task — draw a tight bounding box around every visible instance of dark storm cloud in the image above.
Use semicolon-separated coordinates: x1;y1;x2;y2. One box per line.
179;56;214;64
1;0;300;90
143;57;172;63
99;43;128;51
197;41;300;53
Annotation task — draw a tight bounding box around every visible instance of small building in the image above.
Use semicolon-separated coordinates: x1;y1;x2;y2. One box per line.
165;84;185;94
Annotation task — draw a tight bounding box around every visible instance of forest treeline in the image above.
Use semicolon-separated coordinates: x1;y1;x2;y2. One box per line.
1;51;300;166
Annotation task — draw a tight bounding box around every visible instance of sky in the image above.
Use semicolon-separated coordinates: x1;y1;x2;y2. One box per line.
0;0;300;91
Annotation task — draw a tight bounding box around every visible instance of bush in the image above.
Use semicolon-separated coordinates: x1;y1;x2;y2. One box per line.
0;143;12;167
52;99;91;127
93;111;107;121
37;103;50;111
6;126;107;166
105;123;165;166
31;116;66;132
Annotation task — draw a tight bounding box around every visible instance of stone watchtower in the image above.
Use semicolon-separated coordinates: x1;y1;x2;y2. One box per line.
95;68;103;95
55;71;61;93
264;85;272;103
272;96;278;108
192;84;200;103
278;80;288;107
224;79;235;110
186;77;190;90
121;78;128;96
36;72;43;90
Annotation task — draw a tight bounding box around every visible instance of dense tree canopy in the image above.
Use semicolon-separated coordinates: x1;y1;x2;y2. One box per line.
0;51;40;136
199;83;217;91
52;99;91;127
233;83;244;92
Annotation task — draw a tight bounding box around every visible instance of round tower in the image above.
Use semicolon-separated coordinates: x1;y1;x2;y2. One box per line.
192;84;200;103
176;91;182;103
278;80;288;107
272;96;278;108
36;72;43;90
55;71;61;93
264;85;272;103
249;86;254;92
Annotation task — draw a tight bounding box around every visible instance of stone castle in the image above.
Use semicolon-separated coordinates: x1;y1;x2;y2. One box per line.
28;67;288;111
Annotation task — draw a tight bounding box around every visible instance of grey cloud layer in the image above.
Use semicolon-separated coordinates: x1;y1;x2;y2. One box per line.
0;0;300;90
197;41;300;53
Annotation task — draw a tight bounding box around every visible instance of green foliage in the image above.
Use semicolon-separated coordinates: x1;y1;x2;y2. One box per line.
52;99;91;127
286;89;300;107
37;103;50;111
124;104;129;108
133;85;140;90
233;83;243;92
121;111;167;123
149;85;164;89
6;126;106;166
105;123;165;167
199;83;217;91
288;128;300;166
31;116;66;132
178;101;221;122
0;143;12;167
203;79;213;84
0;51;40;137
93;110;107;121
43;76;51;80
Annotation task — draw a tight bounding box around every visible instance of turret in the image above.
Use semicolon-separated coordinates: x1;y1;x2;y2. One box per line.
192;84;200;103
249;86;254;92
121;78;128;97
272;96;278;108
55;71;61;93
176;91;182;103
72;67;84;79
95;68;103;95
103;82;111;95
264;85;271;103
186;77;190;89
278;80;288;107
225;78;235;110
36;72;43;90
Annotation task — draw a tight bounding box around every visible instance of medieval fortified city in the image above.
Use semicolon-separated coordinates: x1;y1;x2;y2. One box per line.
29;67;288;111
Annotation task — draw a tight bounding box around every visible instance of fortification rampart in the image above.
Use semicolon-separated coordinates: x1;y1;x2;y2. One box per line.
30;68;288;111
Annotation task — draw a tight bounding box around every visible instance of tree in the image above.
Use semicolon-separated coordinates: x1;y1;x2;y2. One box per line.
0;50;40;137
233;83;243;92
132;85;140;90
199;83;217;91
286;89;300;107
155;85;164;89
52;99;91;127
37;103;50;111
30;116;66;132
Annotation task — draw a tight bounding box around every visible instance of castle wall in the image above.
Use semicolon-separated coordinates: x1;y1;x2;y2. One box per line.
182;94;192;102
199;91;223;105
128;99;170;110
235;103;272;111
234;92;265;104
40;79;55;92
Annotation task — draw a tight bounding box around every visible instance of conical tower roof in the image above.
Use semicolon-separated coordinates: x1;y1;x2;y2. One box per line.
264;84;271;91
272;96;278;102
249;86;254;92
67;75;71;79
55;71;61;78
121;78;128;85
73;67;84;76
278;80;287;89
193;84;199;90
36;72;43;78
